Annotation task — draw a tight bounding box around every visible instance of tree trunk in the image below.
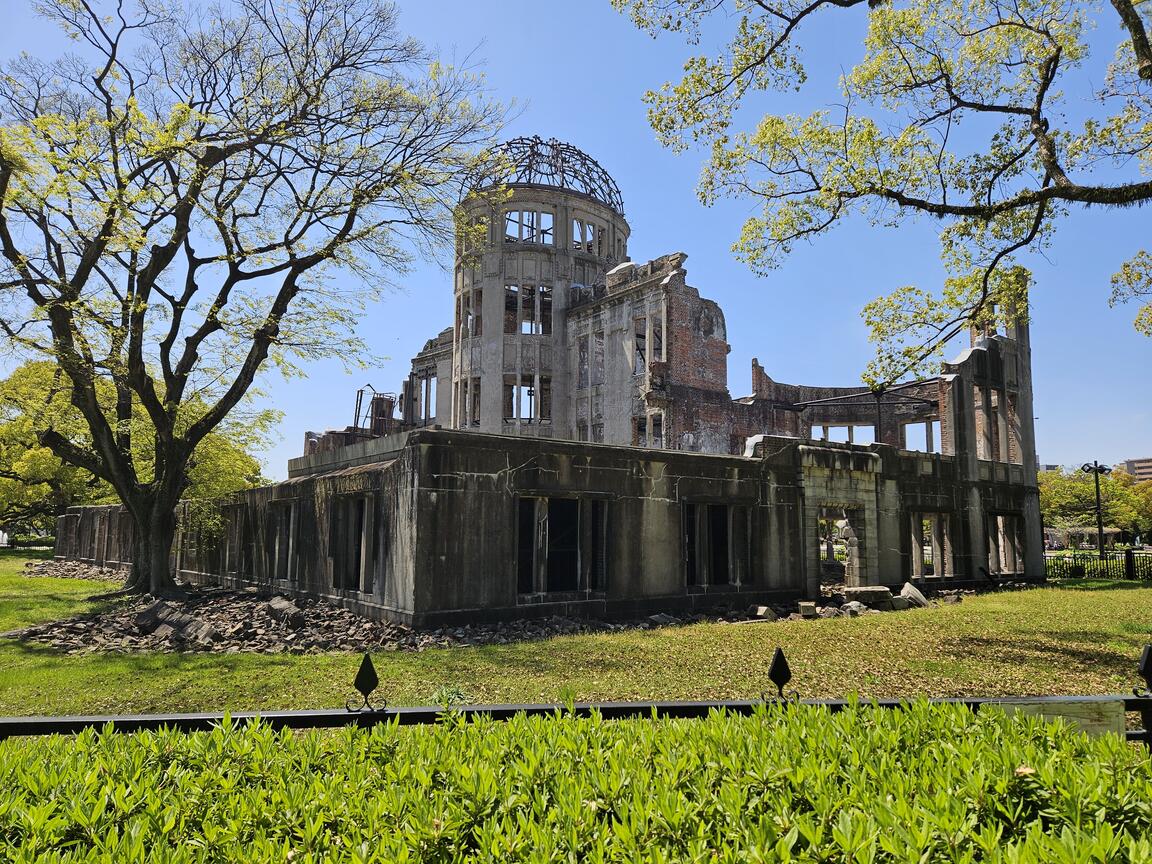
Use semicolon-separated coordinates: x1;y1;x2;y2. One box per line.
122;493;183;597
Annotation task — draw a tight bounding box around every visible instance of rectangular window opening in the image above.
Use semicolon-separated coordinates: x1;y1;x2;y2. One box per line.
634;317;647;374
593;331;605;385
708;504;731;585
589;499;607;591
540;286;552;336
634;415;648;447
517;498;536;594
330;496;371;592
546;498;580;592
577;334;590;389
539;376;552;421
504;284;519;334
470;377;481;426
520;285;539;335
517;496;601;597
270;501;297;581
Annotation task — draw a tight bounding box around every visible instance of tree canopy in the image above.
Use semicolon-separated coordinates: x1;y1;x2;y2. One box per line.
0;0;505;592
0;361;267;534
614;0;1152;385
1038;466;1152;540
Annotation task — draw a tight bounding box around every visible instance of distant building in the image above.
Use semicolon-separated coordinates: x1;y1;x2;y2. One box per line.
1122;457;1152;482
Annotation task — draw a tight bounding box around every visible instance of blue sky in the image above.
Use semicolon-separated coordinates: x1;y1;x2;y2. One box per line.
4;1;1150;479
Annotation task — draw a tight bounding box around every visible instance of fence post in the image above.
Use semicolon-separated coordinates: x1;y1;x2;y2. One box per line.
1125;549;1136;580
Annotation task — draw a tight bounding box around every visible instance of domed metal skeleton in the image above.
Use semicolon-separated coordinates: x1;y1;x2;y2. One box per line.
471;136;625;215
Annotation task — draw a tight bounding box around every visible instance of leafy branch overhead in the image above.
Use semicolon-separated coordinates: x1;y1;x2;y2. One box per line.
0;0;506;594
615;0;1152;384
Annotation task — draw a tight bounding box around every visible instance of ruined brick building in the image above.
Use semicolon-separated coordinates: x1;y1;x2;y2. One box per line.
57;137;1044;624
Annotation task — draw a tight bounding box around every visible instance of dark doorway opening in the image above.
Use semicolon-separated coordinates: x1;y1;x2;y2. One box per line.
589;499;607;591
546;498;580;592
708;504;730;585
685;504;699;586
517;499;536;594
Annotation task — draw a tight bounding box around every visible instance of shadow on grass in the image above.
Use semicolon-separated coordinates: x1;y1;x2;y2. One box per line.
1049;579;1152;592
946;634;1142;678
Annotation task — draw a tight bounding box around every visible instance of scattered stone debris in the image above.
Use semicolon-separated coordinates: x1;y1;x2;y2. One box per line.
9;562;799;654
746;605;777;621
900;582;931;609
5;561;1027;655
22;559;125;584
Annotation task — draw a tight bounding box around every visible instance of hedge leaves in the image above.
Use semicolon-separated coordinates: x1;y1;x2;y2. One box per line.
2;701;1150;862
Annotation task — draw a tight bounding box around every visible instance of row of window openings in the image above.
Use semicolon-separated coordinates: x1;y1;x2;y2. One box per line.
517;498;745;596
455;285;556;339
503;211;620;258
231;500;1024;598
455;374;555;425
973;386;1023;464
574;412;665;448
225;498;388;595
504;284;553;335
574;316;664;390
809;421;942;453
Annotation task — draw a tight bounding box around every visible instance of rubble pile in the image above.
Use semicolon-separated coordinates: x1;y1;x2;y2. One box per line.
6;561;1013;655
22;559;126;584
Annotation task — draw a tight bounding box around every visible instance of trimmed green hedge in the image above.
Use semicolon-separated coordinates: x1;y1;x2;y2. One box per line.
2;703;1150;862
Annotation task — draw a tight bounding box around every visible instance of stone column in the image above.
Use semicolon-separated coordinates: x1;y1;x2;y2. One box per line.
910;514;925;579
929;515;944;580
987;514;1002;575
937;514;953;578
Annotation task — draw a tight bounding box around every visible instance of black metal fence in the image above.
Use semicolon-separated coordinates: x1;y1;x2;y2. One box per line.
2;647;1150;751
1045;549;1152;580
2;695;1149;750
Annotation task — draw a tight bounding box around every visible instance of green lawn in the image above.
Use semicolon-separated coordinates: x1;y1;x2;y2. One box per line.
1;551;1150;716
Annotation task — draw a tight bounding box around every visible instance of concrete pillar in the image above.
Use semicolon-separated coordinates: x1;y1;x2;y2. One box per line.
936;514;952;578
996;389;1010;463
929;515;944;579
988;515;1002;575
1001;516;1018;573
910;514;925;579
980;386;995;461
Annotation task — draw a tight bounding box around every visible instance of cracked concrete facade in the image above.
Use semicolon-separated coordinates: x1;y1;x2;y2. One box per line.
56;138;1044;623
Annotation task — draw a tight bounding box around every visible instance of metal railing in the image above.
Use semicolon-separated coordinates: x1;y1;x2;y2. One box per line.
2;647;1150;749
1045;549;1152;580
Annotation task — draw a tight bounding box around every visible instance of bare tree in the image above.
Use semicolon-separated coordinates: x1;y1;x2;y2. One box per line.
0;0;505;594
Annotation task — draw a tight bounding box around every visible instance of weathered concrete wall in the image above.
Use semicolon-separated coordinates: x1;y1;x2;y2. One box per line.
57;428;1044;626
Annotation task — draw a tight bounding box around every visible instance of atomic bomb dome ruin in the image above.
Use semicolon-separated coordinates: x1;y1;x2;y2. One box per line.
57;137;1044;625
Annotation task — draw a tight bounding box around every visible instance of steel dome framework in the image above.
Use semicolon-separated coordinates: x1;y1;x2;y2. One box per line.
472;136;625;215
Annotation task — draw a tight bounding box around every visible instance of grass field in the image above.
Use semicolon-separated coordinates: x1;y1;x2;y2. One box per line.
1;550;1151;716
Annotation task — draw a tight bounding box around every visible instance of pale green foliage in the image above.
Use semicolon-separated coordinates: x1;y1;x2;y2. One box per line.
0;362;267;531
0;0;504;589
861;266;1032;387
1110;249;1152;335
1038;466;1152;536
616;0;1152;383
2;706;1151;860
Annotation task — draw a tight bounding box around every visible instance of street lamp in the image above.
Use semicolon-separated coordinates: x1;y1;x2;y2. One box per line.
1080;461;1113;561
